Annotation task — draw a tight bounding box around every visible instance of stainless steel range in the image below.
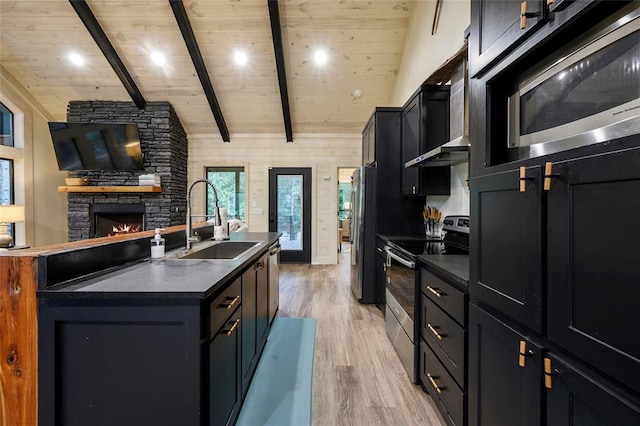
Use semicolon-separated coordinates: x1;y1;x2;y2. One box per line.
385;216;469;382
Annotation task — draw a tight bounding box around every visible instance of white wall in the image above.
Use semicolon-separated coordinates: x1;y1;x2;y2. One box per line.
187;133;361;264
0;67;68;247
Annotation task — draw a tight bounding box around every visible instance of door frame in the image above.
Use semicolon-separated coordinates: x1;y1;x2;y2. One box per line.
268;167;312;263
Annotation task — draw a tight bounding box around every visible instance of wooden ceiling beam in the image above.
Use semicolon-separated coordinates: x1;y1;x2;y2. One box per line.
169;0;230;143
68;0;146;109
267;0;294;143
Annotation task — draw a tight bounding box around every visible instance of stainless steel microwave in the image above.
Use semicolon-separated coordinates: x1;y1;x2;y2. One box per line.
508;5;640;158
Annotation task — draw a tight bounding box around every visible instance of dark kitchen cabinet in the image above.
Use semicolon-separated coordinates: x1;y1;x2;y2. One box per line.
468;303;543;426
207;307;242;426
545;353;640;425
241;263;257;396
546;148;640;395
401;85;451;197
242;253;270;396
362;114;375;165
469;0;545;77
419;266;469;426
375;237;387;310
256;252;269;349
469;166;543;333
469;305;640;426
361;107;402;168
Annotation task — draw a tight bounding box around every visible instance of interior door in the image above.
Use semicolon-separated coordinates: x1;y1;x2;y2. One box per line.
268;168;312;263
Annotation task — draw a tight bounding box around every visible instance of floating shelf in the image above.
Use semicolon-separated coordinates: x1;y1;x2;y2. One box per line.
58;186;162;193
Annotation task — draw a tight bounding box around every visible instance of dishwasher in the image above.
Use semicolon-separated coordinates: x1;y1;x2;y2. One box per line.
268;241;281;323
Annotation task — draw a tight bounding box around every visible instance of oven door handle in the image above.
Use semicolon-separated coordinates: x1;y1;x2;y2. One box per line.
384;246;415;269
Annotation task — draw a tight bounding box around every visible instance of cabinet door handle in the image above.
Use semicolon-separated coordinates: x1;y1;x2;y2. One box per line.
256;259;265;270
426;286;442;298
520;1;542;29
412;185;416;195
427;323;444;340
427;373;443;394
543;161;560;191
518;340;534;367
223;319;240;336
544;357;560;389
519;166;534;192
221;295;240;310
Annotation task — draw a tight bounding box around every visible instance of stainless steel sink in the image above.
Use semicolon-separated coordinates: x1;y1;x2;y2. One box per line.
175;241;261;260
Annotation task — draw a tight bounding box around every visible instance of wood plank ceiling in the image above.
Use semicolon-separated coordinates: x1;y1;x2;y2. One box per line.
0;0;413;140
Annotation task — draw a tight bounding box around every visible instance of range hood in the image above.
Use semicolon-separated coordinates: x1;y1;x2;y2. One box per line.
406;41;469;168
404;135;469;168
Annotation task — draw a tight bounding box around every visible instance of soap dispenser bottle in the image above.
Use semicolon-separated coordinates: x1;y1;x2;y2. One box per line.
150;228;165;259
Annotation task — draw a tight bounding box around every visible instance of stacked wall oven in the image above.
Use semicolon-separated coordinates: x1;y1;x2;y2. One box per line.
350;108;425;304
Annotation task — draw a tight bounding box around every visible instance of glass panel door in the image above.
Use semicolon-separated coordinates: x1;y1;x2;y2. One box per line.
269;168;311;263
277;175;303;251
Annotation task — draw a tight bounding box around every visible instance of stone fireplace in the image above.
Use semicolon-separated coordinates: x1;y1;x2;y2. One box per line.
92;203;146;238
65;101;188;242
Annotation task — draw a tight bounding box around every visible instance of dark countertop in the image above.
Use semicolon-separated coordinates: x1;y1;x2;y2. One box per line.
37;232;280;300
377;233;469;288
418;254;469;289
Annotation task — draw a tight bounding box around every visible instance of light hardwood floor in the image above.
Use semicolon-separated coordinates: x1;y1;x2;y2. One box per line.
277;245;447;426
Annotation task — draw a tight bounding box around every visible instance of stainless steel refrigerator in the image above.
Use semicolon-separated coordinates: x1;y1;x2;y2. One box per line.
350;166;377;303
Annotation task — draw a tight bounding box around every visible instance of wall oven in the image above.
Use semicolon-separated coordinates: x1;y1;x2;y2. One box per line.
507;4;640;159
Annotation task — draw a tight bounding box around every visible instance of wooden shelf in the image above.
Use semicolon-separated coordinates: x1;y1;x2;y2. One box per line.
57;186;162;193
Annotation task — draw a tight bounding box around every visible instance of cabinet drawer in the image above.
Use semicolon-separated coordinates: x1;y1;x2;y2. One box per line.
208;277;242;338
421;268;466;326
422;295;466;388
420;339;464;426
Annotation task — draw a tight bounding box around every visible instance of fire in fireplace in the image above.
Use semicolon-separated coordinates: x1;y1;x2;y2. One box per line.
92;203;146;238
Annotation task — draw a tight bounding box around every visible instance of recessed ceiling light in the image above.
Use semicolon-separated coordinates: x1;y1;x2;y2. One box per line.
151;51;166;66
314;50;328;65
68;53;85;66
234;51;247;66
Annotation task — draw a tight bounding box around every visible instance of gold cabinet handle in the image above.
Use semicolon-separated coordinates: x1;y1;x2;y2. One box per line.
427;373;443;394
518;340;534;367
544;357;560;389
223;319;240;336
520;1;541;29
543;161;559;191
221;295;240;310
427;323;444;340
426;286;442;298
519;166;534;192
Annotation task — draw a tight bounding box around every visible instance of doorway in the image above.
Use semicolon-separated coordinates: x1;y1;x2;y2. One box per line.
268;168;312;263
337;167;356;254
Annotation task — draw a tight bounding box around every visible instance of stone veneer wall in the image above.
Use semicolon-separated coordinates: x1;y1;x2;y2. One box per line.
65;101;187;241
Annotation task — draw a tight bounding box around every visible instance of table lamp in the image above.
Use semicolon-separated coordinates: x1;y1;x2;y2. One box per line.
0;205;25;248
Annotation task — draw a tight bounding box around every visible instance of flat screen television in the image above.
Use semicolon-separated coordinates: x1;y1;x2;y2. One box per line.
49;122;144;171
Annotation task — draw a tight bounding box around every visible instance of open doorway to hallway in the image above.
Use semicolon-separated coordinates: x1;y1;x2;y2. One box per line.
337;167;357;255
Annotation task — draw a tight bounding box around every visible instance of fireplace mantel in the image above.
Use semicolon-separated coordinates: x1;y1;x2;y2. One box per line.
58;186;162;193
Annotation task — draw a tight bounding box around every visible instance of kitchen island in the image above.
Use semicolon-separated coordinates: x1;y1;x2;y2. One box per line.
1;228;280;426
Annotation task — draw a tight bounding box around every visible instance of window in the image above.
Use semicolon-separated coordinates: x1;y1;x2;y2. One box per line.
338;182;352;220
206;167;245;221
0;158;15;243
0;102;13;147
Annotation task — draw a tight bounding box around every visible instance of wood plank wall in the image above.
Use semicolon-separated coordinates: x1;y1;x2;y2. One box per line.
0;256;38;426
187;133;361;264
